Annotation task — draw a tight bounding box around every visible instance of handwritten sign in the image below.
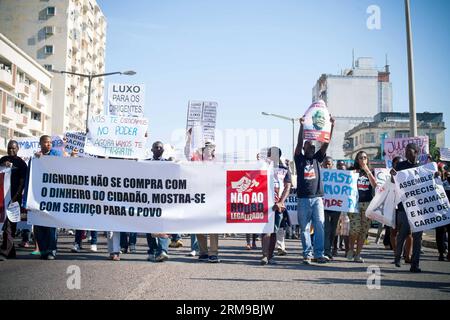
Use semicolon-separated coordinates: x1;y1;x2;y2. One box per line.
322;169;359;213
84;115;148;159
384;136;429;168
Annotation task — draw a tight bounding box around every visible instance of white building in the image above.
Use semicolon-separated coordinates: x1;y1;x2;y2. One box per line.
312;57;393;159
0;33;53;154
0;0;106;135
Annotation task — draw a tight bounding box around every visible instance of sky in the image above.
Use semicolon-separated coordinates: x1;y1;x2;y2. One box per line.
97;0;450;160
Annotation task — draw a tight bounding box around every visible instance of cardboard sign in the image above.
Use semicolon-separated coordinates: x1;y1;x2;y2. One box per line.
322;169;360;213
303;100;331;143
108;83;145;117
384;136;429;168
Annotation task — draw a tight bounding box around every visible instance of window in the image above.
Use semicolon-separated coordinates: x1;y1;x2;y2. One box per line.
44;45;54;54
355;136;359;146
44;64;53;71
365;132;375;143
46;6;56;16
31;112;41;121
395;131;409;138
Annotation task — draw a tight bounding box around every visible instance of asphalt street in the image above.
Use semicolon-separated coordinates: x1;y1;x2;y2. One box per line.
0;233;449;300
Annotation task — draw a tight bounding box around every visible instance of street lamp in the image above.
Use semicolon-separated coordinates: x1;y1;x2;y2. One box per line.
52;69;136;132
405;0;417;137
261;112;299;159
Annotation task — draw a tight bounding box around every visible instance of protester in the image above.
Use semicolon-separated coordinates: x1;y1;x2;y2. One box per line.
0;140;28;261
120;232;137;254
391;143;436;272
294;115;335;264
322;156;341;260
260;147;291;265
145;141;170;262
436;166;450;261
33;135;63;260
347;151;377;263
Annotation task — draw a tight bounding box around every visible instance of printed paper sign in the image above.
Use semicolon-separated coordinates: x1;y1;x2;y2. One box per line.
226;170;269;223
186;100;217;142
395;162;450;232
26;158;274;233
303;100;331;143
108;83;145;117
384;136;429;168
322;169;359;213
6;202;20;223
84;115;148;159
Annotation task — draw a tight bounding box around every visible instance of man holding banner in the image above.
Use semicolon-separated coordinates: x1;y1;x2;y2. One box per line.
294;111;335;265
391;143;446;273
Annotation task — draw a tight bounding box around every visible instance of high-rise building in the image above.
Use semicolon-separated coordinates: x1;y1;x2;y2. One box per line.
0;33;53;154
0;0;106;135
312;57;393;159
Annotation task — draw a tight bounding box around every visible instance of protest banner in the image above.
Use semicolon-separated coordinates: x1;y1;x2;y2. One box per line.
394;162;450;232
440;148;450;161
322;169;359;213
186;100;217;142
285;187;299;225
365;180;396;227
16;136;64;162
26;157;275;233
303;100;331;143
384;136;429;168
108;83;145;117
84;115;148;159
0;167;11;223
63;131;93;157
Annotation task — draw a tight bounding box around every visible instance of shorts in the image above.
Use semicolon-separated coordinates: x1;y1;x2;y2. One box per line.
348;202;371;238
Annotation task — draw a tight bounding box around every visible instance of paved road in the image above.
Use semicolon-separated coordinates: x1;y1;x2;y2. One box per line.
1;233;449;300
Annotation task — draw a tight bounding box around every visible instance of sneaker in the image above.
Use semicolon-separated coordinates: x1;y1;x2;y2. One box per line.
209;255;221;263
147;254;155;261
314;257;328;264
67;230;75;236
71;243;80;253
187;250;196;257
0;255;6;261
155;252;169;262
251;243;257;249
47;254;55;260
260;256;269;265
129;245;137;254
303;257;312;265
208;255;220;263
346;251;354;261
394;261;401;268
90;244;98;252
410;266;422;273
111;254;120;261
198;254;209;262
277;248;287;256
353;255;364;263
245;244;251;250
120;248;128;254
324;254;333;261
268;258;277;265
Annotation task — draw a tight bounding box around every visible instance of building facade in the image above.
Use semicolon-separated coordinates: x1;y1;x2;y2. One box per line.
312;57;393;159
0;0;106;135
0;33;53;155
343;112;446;161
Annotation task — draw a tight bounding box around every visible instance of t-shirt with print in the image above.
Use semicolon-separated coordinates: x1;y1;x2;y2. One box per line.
273;164;292;202
294;150;326;198
357;171;373;203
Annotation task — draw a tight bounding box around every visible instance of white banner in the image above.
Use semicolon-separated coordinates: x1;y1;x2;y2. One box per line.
84;115;148;159
0;167;11;223
395;162;450;232
26;157;275;233
366;181;396;227
440;148;450;161
303;100;331;143
322;169;359;213
108;83;145;117
16;136;64;162
384;136;429;168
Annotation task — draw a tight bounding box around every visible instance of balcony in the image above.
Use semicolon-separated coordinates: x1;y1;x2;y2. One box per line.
16;114;29;127
1;106;16;121
17;82;30;96
0;69;14;88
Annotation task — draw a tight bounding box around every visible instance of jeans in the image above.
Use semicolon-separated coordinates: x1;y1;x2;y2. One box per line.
297;197;325;259
120;232;137;249
35;226;57;257
146;234;169;256
324;210;341;257
191;234;199;251
395;210;423;268
75;230;98;245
